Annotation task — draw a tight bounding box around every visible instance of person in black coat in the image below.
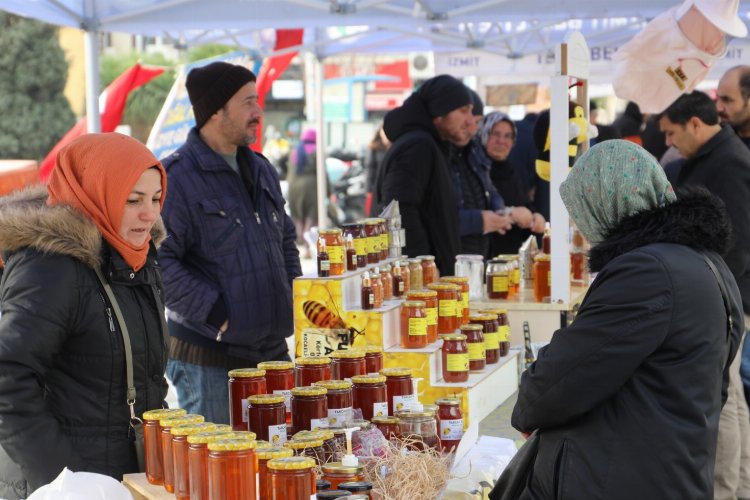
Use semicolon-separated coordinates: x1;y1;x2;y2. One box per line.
512;140;743;500
0;134;169;499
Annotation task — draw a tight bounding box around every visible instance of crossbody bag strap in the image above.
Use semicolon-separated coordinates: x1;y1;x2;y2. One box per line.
700;251;733;337
93;267;139;423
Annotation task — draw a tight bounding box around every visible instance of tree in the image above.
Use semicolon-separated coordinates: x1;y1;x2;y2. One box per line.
0;13;75;160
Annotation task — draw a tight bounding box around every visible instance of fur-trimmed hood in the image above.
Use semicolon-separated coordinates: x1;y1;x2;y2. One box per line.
589;187;730;272
0;185;166;270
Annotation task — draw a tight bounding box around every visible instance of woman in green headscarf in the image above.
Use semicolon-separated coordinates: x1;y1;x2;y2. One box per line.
508;140;743;500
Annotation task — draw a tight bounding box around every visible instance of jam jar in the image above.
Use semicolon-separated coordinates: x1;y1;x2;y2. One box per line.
482;308;511;357
142;408;186;486
207;438;257;500
418;255;438;286
486;259;511;299
427;283;460;335
295;356;332;387
248;394;287;444
442;276;469;325
351;374;389;420
380;367;416;415
256;446;295;500
364;345;383;375
227;368;267;431
533;253;551;302
320;228;346;275
400;300;428;349
268;456;317;499
330;350;367;381
408;258;423;291
171;423;218;500
290;386;329;434
407;290;438;343
258;360;295;423
160;414;205;494
313;380;354;427
397;411;439;451
187;430;235;500
460;324;486;371
363;219;381;264
469;314;500;365
435;397;463;453
371;416;400;440
441;334;469;383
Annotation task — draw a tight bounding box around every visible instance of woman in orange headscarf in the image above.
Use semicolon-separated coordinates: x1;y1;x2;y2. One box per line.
0;133;168;498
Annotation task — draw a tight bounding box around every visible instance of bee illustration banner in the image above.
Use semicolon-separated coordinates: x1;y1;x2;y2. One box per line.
300;328;351;357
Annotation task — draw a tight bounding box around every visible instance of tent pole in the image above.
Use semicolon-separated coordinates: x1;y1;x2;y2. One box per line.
83;29;101;133
315;53;327;230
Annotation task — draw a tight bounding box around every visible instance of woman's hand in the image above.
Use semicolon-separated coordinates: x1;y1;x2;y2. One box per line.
510;206;533;228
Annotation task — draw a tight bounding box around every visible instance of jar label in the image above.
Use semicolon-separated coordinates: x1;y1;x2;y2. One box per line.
468;342;486;361
398;281;404;293
310;417;329;431
513;269;521;285
328;245;345;265
268;423;288;445
440;418;464;440
354;238;367;256
426;307;438;326
446;353;469;372
319;259;330;271
498;325;510;342
328;406;353;427
350;253;358;268
373;401;389;418
492;275;509;292
242;399;250;422
408;317;428;336
273;389;293;412
393;394;417;413
461;292;469;312
439;299;457;317
484;332;500;349
365;236;376;254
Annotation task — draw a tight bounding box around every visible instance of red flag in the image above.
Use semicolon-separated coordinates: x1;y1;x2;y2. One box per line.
39;63;165;182
252;29;304;152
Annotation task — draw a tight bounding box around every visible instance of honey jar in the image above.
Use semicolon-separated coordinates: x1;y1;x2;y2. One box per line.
427;283;460;334
460;324;485;371
268;456;317;499
320;228;346;275
207;439;257;500
142;408;186;486
441;334;469;383
294;356;332;387
227;368;267;431
442;276;469;325
418;255;438;286
407;290;438;343
400;300;428;349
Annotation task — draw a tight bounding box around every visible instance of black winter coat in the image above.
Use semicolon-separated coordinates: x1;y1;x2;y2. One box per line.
375;94;460;275
512;191;744;500
0;189;168;499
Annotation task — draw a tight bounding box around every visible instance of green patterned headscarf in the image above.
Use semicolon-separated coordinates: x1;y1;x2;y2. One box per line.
560;140;676;246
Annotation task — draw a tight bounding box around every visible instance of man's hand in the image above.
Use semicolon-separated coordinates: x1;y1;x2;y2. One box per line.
530;213;546;233
482;210;512;235
510;206;533;228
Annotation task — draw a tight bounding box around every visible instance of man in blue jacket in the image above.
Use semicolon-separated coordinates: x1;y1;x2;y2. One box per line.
158;62;301;424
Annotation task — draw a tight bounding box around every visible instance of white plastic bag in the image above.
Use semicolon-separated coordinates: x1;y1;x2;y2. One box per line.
27;468;133;500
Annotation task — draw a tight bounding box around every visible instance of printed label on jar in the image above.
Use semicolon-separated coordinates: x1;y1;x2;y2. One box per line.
484;331;500;348
468;342;486;361
492;275;509;292
398;281;404;293
393;394;417;413
319;259;330;271
365;236;376;254
328;407;353;427
350;253;358;267
439;299;456;317
513;268;521;284
268;423;288;445
440;419;464;440
408;317;428;336
373;401;389;418
273;389;293;412
426;307;438;326
446;353;469;372
461;292;469;311
310;417;329;431
354;238;367;256
242;399;250;422
328;245;345;265
498;325;510;342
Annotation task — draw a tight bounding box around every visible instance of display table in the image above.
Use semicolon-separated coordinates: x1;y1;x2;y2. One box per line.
122;474;174;500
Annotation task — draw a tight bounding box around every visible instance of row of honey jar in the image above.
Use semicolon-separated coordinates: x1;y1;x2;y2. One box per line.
317;219;391;276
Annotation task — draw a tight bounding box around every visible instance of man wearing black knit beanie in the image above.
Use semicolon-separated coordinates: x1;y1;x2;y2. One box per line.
374;74;477;275
158;61;302;425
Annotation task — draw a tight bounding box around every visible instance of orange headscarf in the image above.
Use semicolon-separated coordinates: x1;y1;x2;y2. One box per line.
47;133;167;271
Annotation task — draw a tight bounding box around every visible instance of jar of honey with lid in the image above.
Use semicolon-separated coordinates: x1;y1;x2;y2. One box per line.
427;283;460;335
460;324;486;371
533;253;551;302
399;259;410;294
469;314;500;364
371;415;400;440
342;223;367;268
171;423;218;500
258;360;294;423
256;446;294;500
375;218;389;261
418;255;438;286
268;456;317;500
380;264;393;300
284;438;326;465
397;411;438;451
313;379;354;427
441;334;469;383
294;356;331;387
290;386;329;435
364;345;383;375
481;308;511;357
207;438;257;500
227;368;267;431
248;394;287;444
320;228;346;275
400;300;428;349
160;414;205;493
187;430;235;500
407;290;438;343
363;219;381;264
330;349;367;381
435;397;463;453
143;408;186;485
321;462;366;490
486;259;511;299
380;367;416;415
407;258;423;291
351;374;389;420
442;276;470;325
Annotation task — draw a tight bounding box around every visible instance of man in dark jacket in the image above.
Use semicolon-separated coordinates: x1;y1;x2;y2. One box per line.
512;140;744;500
660;91;750;500
158;62;301;424
375;74;479;275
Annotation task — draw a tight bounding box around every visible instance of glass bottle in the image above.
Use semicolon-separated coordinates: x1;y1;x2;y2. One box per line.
345;233;358;272
361;271;374;310
470;314;500;364
441;334;469;383
400;300;428;349
436;398;463;453
397;260;409;295
187;430;235;500
317;236;330;277
207;438;257;500
142;408;186;486
482;309;511;357
294;356;332;387
268;456;317;500
227;368;267;431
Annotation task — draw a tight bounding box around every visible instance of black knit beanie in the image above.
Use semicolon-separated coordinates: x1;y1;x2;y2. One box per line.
417;74;472;118
469;88;484;117
186;62;256;129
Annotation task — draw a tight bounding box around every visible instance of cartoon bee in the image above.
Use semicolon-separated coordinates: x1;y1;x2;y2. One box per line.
302;300;364;348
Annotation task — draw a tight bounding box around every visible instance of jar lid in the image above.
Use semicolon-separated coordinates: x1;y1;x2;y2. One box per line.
255;440;273;448
487;258;509;264
291;386;328;397
320;228;343;235
187;430;235;444
480;308;509;316
397;410;434;419
422;404;437;415
435;397;461;406
314;379;353;390
379;367;412;377
284;438;325;449
256;446;294;460
442;276;469;283
407;258;422;264
159;414;204;427
322;462;365;475
406;290;437;298
214;424;233;432
456;254;484;261
207;438;257;451
401;300;426;308
171;422;217;436
231;431;258;441
365;345;383;354
295;356;332;366
248;394;286;405
468;314;496;322
228;368;266;378
441;334;467;341
534;254;551;262
363;218;380;226
267;456;316;470
296;429;335;441
495;254;519;261
351;374;386;384
416;255;436;261
317;479;332;490
371;416;400;425
330;349;365;359
459;324;483;332
257;360;294;371
142;408;186;421
339;481;373;492
426;283;460;291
